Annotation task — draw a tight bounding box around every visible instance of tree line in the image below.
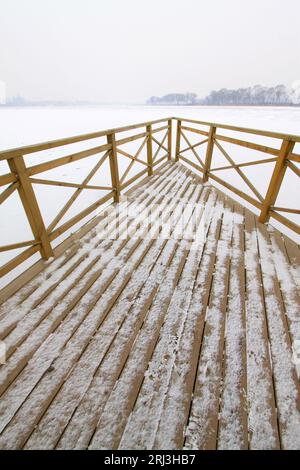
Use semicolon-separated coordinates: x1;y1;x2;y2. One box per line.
147;84;300;106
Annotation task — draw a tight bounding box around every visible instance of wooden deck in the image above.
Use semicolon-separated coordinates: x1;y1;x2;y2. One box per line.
0;161;299;450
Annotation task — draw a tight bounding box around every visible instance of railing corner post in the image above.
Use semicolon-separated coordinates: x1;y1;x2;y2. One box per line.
146;124;153;176
8;155;54;260
203;125;216;183
107;132;121;203
258;138;295;224
175;119;181;162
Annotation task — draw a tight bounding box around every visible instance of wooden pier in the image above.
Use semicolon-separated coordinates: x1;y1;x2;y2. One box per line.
0;118;299;449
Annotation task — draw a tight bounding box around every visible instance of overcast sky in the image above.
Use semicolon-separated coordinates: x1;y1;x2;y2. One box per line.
0;0;300;103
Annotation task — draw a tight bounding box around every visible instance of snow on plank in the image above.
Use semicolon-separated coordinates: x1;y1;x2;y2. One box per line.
256;221;300;449
217;204;248;450
184;198;234;450
87;189;217;450
243;210;280;449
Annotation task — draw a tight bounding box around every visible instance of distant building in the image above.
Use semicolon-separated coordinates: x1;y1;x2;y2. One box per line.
7;95;26;106
0;80;6;104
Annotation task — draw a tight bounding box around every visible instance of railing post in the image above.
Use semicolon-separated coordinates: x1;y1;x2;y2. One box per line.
146;124;153;176
175;119;181;161
107;132;120;202
259;139;295;223
168;119;172;160
203;125;216;183
8;155;53;259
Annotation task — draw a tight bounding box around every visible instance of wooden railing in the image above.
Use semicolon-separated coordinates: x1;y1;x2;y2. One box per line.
1;115;299;285
174;116;300;236
0;118;172;280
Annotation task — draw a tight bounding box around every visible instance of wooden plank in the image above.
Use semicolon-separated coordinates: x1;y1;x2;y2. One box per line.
27;144;111;177
288;152;300;163
269;210;300;235
243;209;280;449
287;160;300;178
268;229;300;357
0;165;177;349
0;240;37;252
282;235;300;290
90;186;211;451
184;199;234;450
49;191;114;241
86;175;207;448
210;156;277;172
256;221;300;449
116;131;147;147
214;139;264;202
29;178;111;191
208;172;262;210
215;133;280;157
179;155;204;174
152;131;168;163
180;138;209;154
148;193;223;450
180;126;209;137
8;156;53;260
152;136;168;154
0;182;19;205
0;163;181;352
0;173;17;187
116;148;148;167
0;162;172;304
271;206;300;215
151;125;169;134
119;136;149;184
123;160;170;197
0;165;191;448
217;204;248;449
180;130;204;167
46;149;111;232
259;140;295;223
0;245;40;278
153;154;169;166
38;180;198;450
203;126;216;183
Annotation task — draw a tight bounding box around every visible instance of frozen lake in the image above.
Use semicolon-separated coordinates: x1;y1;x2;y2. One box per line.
0;105;299;288
1;105;300;150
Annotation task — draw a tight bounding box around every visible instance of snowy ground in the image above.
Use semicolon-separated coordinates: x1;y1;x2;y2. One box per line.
0;105;299;288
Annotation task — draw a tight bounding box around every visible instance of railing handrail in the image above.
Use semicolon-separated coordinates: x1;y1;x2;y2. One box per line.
0;114;299;290
0;117;172;160
0;117;172;283
173;116;300;238
172;116;300;143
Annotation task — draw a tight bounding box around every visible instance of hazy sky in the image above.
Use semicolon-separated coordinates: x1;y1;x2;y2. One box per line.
1;0;300;103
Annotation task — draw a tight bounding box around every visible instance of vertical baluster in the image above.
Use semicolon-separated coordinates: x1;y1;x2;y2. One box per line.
203;125;216;183
107;132;121;202
259;139;295;223
8;155;53;259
